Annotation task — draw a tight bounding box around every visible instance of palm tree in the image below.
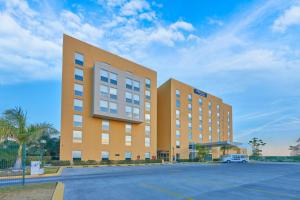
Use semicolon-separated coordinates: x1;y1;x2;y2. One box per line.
0;107;58;169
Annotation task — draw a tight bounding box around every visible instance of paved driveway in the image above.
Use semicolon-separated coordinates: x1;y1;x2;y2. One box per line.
63;163;300;200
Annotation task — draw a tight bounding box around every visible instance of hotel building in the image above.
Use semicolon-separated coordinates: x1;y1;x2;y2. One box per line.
60;35;157;161
157;79;233;161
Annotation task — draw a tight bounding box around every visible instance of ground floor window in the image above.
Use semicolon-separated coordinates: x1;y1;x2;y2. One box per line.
145;152;150;160
125;152;132;160
72;150;82;161
101;151;109;160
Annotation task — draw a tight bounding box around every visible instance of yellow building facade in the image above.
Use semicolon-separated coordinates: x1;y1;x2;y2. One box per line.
60;35;157;161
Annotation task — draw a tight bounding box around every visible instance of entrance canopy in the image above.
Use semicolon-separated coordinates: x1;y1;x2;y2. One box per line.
199;141;243;148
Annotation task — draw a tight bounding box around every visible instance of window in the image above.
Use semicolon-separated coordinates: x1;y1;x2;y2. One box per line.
188;103;192;111
188;94;192;101
145;137;150;147
74;84;83;97
75;68;83;81
101;133;109;144
176;90;180;98
145;125;151;137
188;122;192;130
176;99;180;108
217;104;220;111
125;92;132;103
72;151;82;161
109;87;117;100
100;69;109;82
176;110;180;119
133;107;140;120
199;115;203;121
199;134;203;143
125;106;132;118
209;135;212;141
125;124;132;134
145;114;150;123
145;90;151;100
188;113;192;120
125;152;132;160
73;130;82;143
209;110;212;117
133;94;140;105
199;98;203;105
145;102;151;112
188;132;192;140
209;126;212;133
126;78;132;89
145;152;150;160
102;120;109;131
74;99;83;112
73;114;82;127
199;124;203;130
176;130;180;138
208;101;212;109
110;72;118;85
109;102;118;114
133;80;140;92
101;151;109;160
176;140;180;148
125;135;132;146
74;52;84;66
176;120;180;128
100;85;108;96
199;107;203;114
100;100;108;112
145;78;151;88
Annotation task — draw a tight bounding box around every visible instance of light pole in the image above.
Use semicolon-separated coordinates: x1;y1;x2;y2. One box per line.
40;139;46;167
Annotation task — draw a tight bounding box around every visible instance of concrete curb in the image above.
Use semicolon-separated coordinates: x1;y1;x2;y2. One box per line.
52;182;64;200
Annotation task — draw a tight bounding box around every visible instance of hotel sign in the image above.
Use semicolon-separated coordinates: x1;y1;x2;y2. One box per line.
194;89;207;97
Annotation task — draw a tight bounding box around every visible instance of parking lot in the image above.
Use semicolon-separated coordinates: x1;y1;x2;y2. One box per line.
63;162;300;200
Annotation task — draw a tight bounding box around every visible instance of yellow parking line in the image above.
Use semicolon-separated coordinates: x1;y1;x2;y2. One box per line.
140;183;194;200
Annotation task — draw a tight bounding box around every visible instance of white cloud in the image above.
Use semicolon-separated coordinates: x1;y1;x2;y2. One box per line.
272;6;300;32
170;20;195;31
207;18;223;26
120;0;150;16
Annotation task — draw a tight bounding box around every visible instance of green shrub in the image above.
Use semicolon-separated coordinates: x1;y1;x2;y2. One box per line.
48;160;70;166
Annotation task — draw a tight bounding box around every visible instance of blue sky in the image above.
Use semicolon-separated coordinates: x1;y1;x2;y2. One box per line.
0;0;300;155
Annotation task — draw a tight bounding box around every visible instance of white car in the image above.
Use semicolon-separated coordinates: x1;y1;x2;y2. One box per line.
221;154;249;163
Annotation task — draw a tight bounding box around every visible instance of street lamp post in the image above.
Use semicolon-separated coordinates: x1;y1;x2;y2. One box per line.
40;139;46;167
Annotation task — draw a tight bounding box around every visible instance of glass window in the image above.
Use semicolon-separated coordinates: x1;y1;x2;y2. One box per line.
209;126;212;133
101;133;109;144
102;120;109;131
208;101;212;109
176;130;180;138
145;125;151;137
145;137;150;147
125;106;132;118
188;122;192;130
125;124;132;134
73;130;82;143
176;89;180;98
188;94;192;101
125;92;132;103
176;140;180;148
133;80;140;92
74;52;84;66
74;99;83;112
145;90;151;100
125;135;132;146
133;94;140;105
209;135;212;141
100;85;109;96
110;72;118;85
217;104;220;111
188;113;192;120
199;98;203;105
133;107;140;120
176;110;180;119
145;102;151;112
199;107;203;114
176;120;180;128
145;152;150;160
188;132;192;140
199;134;203;143
176;99;180;108
109;102;118;114
74;84;83;97
145;78;151;88
125;152;132;160
100;69;109;82
145;114;150;123
109;87;117;100
188;103;192;111
209;110;212;117
75;68;83;81
72;151;82;161
73;114;82;127
126;78;132;89
100;100;108;112
101;151;109;160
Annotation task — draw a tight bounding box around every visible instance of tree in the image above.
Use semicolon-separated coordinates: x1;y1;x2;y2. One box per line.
195;144;210;161
0;107;58;169
289;138;300;156
248;137;266;156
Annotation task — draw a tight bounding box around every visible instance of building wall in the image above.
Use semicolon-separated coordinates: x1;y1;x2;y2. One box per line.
60;34;157;161
157;79;233;160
